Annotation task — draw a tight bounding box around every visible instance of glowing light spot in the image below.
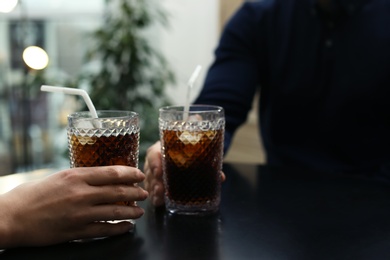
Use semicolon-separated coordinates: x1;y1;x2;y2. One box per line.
0;0;18;13
23;46;49;70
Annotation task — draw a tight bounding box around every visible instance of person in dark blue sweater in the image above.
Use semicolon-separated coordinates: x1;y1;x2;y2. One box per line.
144;0;390;206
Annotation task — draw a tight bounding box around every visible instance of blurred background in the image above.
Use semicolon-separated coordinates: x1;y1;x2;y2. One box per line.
0;0;263;176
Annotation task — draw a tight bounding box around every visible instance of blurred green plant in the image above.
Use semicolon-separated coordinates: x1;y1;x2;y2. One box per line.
73;0;175;161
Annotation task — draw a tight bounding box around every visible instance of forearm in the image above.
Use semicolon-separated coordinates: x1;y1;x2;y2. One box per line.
194;4;261;149
195;57;259;152
0;194;17;248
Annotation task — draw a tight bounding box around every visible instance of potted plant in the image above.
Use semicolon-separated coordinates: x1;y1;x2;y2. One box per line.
75;0;175;160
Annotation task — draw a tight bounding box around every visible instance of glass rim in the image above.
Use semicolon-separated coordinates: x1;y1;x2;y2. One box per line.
68;110;139;119
159;104;224;113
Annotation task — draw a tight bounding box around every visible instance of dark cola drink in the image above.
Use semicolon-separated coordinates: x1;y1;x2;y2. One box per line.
160;120;224;215
68;133;139;168
67;111;140;208
162;128;224;207
68;133;139;207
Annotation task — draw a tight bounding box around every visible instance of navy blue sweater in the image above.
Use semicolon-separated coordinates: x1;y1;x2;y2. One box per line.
195;0;390;173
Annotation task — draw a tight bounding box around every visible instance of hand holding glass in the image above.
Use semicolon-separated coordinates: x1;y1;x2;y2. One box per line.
67;110;140;215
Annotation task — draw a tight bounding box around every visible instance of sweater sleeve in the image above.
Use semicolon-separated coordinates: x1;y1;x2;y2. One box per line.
194;2;264;153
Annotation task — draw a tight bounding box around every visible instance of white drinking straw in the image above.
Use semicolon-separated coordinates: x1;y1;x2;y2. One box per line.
40;85;98;118
184;65;202;120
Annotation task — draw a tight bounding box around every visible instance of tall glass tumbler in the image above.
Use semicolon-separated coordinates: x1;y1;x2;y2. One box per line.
67;110;140;220
159;105;225;215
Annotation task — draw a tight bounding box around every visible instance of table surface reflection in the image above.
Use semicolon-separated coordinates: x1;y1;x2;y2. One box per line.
1;163;390;260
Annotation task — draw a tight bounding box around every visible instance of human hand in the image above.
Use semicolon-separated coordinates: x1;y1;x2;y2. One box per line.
143;141;165;207
143;141;226;207
0;166;148;248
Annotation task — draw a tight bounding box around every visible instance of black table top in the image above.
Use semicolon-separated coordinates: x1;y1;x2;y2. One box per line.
1;163;390;260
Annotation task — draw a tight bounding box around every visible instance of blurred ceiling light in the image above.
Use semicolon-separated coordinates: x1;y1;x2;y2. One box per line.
0;0;18;13
23;46;49;70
